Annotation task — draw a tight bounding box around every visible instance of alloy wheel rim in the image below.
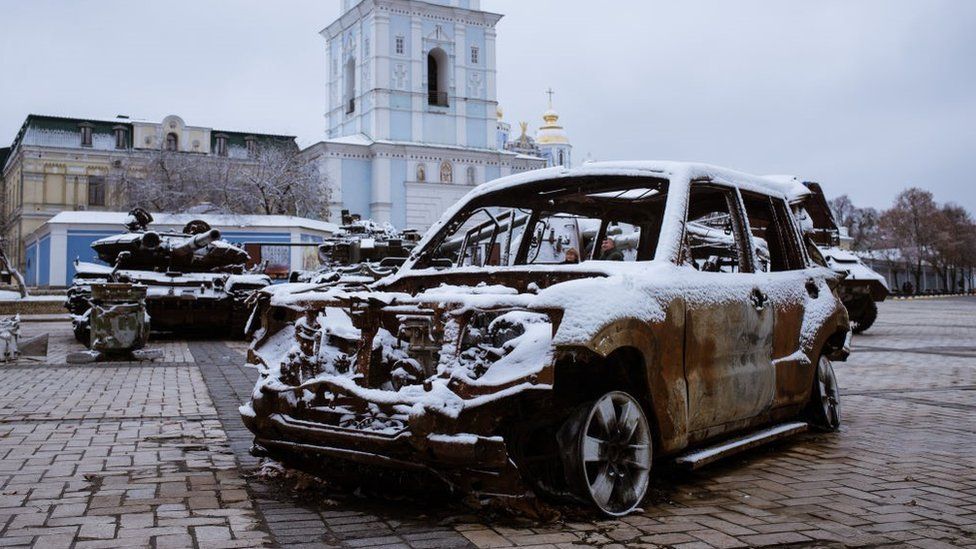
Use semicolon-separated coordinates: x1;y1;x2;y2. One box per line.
819;357;840;427
580;392;651;515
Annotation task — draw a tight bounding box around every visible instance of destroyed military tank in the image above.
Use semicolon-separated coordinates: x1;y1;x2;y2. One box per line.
779;179;889;334
66;209;272;343
291;210;421;285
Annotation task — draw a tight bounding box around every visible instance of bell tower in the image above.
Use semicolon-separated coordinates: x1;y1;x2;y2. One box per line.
322;0;502;149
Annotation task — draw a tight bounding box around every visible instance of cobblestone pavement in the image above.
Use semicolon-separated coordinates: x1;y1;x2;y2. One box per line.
0;337;270;546
2;297;975;548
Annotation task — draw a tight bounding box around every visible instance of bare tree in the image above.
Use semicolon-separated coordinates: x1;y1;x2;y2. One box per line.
932;204;976;292
115;145;330;219
878;188;941;291
234;145;330;219
829;195;880;250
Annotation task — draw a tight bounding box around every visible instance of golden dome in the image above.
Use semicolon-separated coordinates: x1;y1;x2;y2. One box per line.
496;105;504;120
536;108;569;145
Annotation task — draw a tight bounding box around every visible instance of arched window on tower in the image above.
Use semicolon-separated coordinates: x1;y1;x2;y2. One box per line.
427;48;448;107
344;58;356;114
558;150;565;167
165;132;178;152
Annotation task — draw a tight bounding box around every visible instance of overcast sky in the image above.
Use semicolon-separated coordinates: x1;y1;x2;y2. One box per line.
2;0;974;211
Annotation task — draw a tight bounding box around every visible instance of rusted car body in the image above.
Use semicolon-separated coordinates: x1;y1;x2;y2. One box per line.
241;162;850;515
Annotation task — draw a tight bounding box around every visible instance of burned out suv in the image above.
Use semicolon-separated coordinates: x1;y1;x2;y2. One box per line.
241;162;850;516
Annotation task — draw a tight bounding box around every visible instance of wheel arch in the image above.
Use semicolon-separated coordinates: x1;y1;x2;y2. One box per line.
552;314;689;454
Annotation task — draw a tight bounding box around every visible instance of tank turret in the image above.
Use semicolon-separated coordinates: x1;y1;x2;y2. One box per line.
67;209;272;341
90;213;248;273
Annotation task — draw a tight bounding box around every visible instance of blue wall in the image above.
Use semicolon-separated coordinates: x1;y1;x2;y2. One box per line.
66;230;115;281
485;165;501;183
341;159;373;219
390;92;413;141
390;159;407;230
424;113;457;145
38;236;50;286
24;243;37;286
221;231;291;245
466;102;487;148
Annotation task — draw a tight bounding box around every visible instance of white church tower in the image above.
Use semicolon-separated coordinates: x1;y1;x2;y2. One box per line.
325;0;500;147
306;0;545;229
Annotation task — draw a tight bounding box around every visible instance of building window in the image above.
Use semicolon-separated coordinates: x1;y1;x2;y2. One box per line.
427;48;449;107
395;35;405;55
440;161;453;183
113;125;127;149
344;58;356;114
558;150;564;166
466;166;476;185
165;132;178;151
215;134;228;157
245;136;258;157
87;176;105;206
79;123;93;147
470;46;479;64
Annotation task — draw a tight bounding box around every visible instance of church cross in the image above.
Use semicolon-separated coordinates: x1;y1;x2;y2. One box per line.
546;88;555;108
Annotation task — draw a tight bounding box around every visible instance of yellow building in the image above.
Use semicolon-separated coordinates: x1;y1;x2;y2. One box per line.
1;114;296;274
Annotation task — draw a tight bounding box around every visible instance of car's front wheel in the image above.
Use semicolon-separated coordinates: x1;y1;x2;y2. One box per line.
808;355;841;431
558;391;652;516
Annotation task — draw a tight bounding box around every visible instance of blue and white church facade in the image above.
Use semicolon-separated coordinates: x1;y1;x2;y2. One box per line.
304;0;546;230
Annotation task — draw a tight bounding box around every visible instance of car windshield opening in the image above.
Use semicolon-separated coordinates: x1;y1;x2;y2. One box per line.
413;176;670;270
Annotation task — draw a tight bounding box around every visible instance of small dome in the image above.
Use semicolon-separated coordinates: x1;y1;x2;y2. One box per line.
496;105;504;120
536;107;569;145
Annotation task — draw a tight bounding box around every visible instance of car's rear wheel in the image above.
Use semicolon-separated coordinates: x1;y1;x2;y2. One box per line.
808;355;841;431
559;391;652;516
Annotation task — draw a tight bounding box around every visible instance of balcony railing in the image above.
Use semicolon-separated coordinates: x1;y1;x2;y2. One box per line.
428;91;449;107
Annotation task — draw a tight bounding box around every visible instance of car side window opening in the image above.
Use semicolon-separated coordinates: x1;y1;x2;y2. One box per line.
740;192;806;272
415;177;669;270
684;185;751;273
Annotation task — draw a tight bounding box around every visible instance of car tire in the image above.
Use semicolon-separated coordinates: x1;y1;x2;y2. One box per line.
850;299;878;334
558;391;652;516
808;355;841;431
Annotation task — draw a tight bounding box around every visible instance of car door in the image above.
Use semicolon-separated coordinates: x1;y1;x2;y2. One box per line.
683;184;776;436
740;191;816;409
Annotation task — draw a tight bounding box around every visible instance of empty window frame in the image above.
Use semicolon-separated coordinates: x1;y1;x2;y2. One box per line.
740;191;806;272
684;184;752;273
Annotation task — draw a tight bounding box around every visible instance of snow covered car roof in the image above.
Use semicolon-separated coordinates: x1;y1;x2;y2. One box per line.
475;161;805;202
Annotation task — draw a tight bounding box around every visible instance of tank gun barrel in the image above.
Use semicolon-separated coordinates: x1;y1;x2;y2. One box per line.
174;229;221;254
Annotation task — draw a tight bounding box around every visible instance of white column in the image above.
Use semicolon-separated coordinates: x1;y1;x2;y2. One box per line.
372;12;391;141
454;24;467;146
371;156;392;223
410;19;424;142
485;27;498;103
50;225;68;287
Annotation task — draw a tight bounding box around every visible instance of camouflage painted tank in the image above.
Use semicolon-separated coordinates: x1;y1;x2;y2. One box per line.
67;209;271;343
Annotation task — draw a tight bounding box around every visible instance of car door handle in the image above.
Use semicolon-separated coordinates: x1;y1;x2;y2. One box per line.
750;288;768;311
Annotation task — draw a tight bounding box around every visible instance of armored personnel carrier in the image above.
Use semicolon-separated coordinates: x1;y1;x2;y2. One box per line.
66;209;271;342
292;210;421;285
782;180;889;334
